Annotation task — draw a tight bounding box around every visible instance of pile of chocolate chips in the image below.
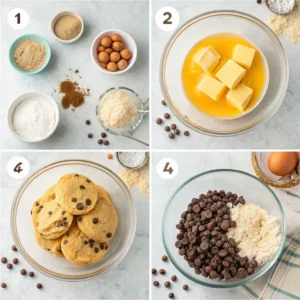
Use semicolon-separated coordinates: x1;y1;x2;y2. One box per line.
175;190;258;280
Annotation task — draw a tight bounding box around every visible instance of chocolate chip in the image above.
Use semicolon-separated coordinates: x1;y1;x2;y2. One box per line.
105;244;108;250
98;139;103;145
162;255;168;262
161;100;167;106
174;129;180;135
63;240;68;244
20;269;27;275
85;120;91;125
257;0;261;3
35;202;40;206
164;113;170;119
101;132;107;138
1;257;7;264
63;217;67;221
164;281;171;287
168;133;175;139
63;222;68;227
75;174;79;177
152;268;157;274
170;124;176;130
84;241;88;245
56;221;63;227
183;284;188;290
29;271;35;277
153;281;159;287
165;126;170;132
48;211;52;215
86;199;91;205
107;232;112;238
76;203;84;210
156;118;162;125
80;185;85;190
13;258;18;264
72;197;77;202
169;293;174;299
12;245;17;251
159;269;166;275
7;264;13;269
87;179;91;183
94;248;99;253
36;283;43;289
171;275;177;281
103;140;109;145
62;210;66;215
184;131;190;136
77;216;82;222
93;218;99;224
88;133;93;138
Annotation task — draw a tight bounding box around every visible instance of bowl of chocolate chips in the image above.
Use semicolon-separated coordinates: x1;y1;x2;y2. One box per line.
162;169;286;288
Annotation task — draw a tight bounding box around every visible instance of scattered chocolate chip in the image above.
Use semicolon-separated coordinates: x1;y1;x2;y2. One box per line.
85;120;91;125
169;293;174;299
168;133;175;139
12;245;17;251
36;283;43;289
183;284;189;290
86;199;91;205
184;131;190;136
48;211;52;215
107;232;112;238
170;124;176;130
20;269;27;275
29;271;35;277
76;203;84;210
13;258;18;264
98;139;103;145
103;140;109;146
94;248;99;253
165;126;170;132
153;281;159;287
80;185;85;190
152;268;157;274
77;216;82;222
93;218;99;224
1;257;7;264
72;197;77;202
164;281;171;288
174;129;180;135
171;275;177;282
88;133;93;138
7;264;13;270
162;255;168;262
156;118;162;125
101;132;107;138
164;113;170;119
161;100;167;106
159;269;166;275
256;0;261;3
1;283;7;289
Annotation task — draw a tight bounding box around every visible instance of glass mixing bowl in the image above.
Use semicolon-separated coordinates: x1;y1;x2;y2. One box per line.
11;159;136;281
160;10;289;136
162;169;286;288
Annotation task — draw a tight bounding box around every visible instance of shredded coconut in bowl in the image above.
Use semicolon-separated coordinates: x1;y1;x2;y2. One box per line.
227;203;282;266
99;91;137;129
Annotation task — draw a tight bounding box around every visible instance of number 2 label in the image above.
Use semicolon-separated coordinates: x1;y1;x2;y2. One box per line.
155;6;180;32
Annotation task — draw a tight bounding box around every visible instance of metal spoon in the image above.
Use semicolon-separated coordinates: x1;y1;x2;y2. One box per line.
264;0;296;15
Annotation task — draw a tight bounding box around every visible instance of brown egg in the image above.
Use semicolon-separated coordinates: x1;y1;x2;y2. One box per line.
120;49;132;60
100;62;108;69
268;152;299;176
97;45;105;52
111;34;122;42
100;36;112;48
112;42;124;52
107;62;118;72
117;59;128;70
110;52;121;63
98;51;109;63
105;48;113;54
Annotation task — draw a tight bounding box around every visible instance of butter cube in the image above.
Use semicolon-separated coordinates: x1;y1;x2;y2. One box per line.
216;59;246;89
233;44;256;69
226;83;253;111
194;46;221;72
198;75;227;101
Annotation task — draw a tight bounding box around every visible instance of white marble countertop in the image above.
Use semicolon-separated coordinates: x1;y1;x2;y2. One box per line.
0;151;149;300
0;1;149;150
152;0;300;150
151;152;300;300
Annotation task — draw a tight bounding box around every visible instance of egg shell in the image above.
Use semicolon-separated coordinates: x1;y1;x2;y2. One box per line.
110;52;121;63
107;62;118;72
98;51;110;63
117;59;128;70
268;152;299;176
101;36;112;48
112;42;124;52
111;34;122;42
120;49;132;60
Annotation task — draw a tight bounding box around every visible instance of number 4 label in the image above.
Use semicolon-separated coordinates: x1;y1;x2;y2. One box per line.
7;156;30;179
155;6;180;32
156;158;178;179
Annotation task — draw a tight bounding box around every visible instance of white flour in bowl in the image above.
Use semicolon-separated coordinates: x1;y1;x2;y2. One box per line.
268;0;295;14
12;96;56;141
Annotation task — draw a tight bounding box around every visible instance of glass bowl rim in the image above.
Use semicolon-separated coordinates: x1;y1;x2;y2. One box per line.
159;9;289;137
96;86;145;135
162;168;286;288
11;159;137;282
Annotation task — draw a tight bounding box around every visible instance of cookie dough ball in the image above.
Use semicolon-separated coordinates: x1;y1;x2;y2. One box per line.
120;49;132;60
112;42;124;52
98;51;109;63
117;59;128;70
100;36;112;48
55;174;98;215
77;185;118;243
61;223;109;266
111;33;122;42
110;52;121;63
107;62;118;72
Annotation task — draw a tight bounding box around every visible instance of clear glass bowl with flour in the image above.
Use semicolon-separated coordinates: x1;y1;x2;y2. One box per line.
96;87;146;135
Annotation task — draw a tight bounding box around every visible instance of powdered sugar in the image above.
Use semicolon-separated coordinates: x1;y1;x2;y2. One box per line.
268;0;295;14
12;96;56;141
118;152;146;168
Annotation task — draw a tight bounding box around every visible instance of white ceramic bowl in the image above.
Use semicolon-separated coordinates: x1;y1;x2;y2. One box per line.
91;29;137;75
7;91;60;143
51;11;84;44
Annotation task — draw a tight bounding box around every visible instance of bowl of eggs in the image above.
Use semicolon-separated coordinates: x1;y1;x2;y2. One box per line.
91;29;137;74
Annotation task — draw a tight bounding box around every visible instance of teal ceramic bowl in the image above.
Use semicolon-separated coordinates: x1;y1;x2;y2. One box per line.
9;34;51;75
